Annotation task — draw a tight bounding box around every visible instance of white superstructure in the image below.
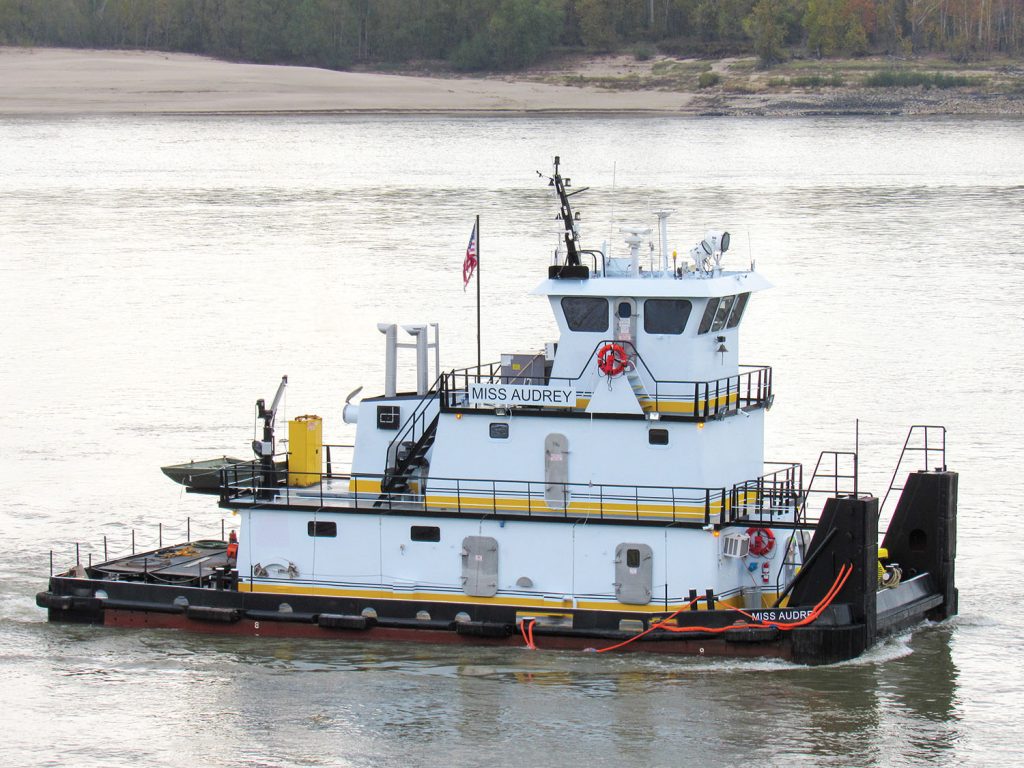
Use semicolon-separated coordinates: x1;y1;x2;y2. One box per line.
226;159;802;620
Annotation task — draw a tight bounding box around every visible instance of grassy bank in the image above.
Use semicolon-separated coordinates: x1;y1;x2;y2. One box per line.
514;53;1024;114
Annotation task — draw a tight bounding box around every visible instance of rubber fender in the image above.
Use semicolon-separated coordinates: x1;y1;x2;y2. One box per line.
185;605;241;623
454;621;513;638
723;625;781;644
36;592;72;610
70;596;103;612
318;613;373;631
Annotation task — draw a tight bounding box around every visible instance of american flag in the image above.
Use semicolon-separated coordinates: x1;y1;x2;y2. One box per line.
463;221;478;290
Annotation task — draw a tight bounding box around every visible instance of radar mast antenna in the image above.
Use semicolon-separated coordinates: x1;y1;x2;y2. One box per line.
538;156;588;267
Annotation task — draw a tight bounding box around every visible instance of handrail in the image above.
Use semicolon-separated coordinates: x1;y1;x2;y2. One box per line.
879;425;947;519
443;347;771;419
384;373;445;471
218;458;805;528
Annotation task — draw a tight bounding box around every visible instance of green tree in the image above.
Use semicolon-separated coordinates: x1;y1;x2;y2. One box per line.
744;0;786;65
452;0;563;70
805;0;868;57
575;0;619;50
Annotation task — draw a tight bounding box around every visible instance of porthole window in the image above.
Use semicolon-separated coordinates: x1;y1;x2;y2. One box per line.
648;429;669;445
307;521;337;537
644;299;692;335
411;526;441;542
561;297;609;332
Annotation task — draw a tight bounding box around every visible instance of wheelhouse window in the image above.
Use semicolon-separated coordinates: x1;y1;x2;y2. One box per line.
561;297;609;332
711;295;735;332
308;521;336;537
644;299;692;334
698;294;748;334
698;298;719;335
726;293;750;328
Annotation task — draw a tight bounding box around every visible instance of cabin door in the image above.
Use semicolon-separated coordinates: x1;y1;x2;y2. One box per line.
614;298;637;351
544;433;569;510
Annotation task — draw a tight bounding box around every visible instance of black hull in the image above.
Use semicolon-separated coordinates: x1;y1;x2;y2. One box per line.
38;471;958;666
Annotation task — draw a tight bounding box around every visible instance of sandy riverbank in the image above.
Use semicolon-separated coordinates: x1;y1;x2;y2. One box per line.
2;46;1021;117
0;47;696;115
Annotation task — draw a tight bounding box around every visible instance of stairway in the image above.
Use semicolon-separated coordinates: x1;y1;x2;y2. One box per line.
380;414;439;497
626;366;656;412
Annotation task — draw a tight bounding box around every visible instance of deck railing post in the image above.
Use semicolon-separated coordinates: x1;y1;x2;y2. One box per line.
49;550;53;577
132;529;135;554
187;517;191;542
104;535;108;562
75;543;79;565
159;523;163;548
221;519;225;541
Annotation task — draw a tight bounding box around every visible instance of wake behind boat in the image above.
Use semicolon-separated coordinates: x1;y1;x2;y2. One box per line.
38;159;957;664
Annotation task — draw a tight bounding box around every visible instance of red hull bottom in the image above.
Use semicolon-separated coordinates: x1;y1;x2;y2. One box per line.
103;609;793;660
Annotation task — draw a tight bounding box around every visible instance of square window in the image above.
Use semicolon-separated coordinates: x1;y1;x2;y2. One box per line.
411;526;441;542
308;521;336;537
561;297;609;332
649;429;669;445
489;423;509;439
644;299;692;334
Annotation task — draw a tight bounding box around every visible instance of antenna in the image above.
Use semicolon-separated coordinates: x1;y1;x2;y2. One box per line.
539;156;588;267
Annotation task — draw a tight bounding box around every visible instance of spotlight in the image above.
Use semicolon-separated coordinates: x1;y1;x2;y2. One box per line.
703;230;730;254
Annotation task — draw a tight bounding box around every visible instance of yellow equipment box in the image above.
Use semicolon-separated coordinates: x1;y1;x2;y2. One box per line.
288;415;322;487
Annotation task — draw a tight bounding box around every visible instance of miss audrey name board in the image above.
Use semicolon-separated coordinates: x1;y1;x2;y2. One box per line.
468;383;576;407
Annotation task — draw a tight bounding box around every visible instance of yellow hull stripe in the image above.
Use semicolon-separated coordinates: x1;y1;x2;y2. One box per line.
238;581;769;613
422;490;757;519
574;392;738;414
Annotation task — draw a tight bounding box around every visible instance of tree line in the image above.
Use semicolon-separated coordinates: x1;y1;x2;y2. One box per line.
1;0;1022;70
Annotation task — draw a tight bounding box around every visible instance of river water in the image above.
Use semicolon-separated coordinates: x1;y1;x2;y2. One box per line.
1;115;1022;767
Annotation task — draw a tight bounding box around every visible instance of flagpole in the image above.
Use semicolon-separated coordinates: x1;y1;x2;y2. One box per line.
475;214;481;371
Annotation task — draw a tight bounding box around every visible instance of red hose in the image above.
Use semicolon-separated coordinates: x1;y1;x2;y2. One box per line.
594;562;854;653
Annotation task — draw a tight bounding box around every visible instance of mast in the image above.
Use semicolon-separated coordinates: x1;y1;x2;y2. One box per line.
545;156;588;267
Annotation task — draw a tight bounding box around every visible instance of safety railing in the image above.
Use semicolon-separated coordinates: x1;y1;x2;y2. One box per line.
218;457;808;528
729;462;804;525
880;425;947;519
440;346;771;421
49;515;234;584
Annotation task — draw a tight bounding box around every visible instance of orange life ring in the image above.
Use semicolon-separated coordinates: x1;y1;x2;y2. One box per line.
597;343;629;377
746;527;775;557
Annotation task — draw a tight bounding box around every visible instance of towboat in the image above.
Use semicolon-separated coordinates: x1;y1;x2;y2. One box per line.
38;159;957;664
